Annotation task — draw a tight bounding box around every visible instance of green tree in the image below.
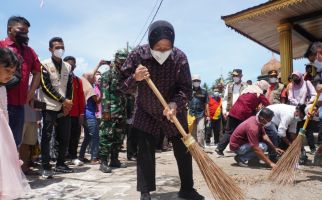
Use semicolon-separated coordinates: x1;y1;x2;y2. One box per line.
202;82;209;92
225;71;233;83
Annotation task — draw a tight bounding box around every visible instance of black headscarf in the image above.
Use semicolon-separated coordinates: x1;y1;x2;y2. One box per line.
148;20;175;49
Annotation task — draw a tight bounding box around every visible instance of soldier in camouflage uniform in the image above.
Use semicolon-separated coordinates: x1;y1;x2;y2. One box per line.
99;50;128;173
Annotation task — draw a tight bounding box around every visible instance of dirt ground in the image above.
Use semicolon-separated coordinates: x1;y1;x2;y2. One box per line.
19;145;322;200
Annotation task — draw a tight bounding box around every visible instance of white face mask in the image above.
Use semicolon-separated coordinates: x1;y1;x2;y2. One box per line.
213;92;220;97
193;82;201;88
264;121;272;127
314;59;322;71
233;77;241;83
54;49;64;59
150;49;172;65
269;77;277;84
294;116;301;121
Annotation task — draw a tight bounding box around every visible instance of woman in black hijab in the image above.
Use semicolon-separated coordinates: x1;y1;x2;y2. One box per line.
119;20;204;200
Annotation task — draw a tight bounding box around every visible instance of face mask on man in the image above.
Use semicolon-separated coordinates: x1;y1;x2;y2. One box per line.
233;77;240;83
264;121;272;127
193;81;201;88
269;77;277;84
150;49;172;65
294;116;301;121
213;92;220;97
314;59;322;71
53;49;65;59
15;31;29;46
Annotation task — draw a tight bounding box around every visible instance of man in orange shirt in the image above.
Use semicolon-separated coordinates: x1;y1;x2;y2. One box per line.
206;88;222;145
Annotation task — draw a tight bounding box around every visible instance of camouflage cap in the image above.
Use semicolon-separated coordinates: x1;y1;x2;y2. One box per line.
232;69;242;76
115;49;128;60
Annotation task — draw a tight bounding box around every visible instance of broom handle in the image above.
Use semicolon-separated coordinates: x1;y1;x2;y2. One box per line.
303;92;320;130
145;77;189;138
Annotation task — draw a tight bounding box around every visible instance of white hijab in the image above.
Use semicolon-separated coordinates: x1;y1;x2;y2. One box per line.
241;80;270;97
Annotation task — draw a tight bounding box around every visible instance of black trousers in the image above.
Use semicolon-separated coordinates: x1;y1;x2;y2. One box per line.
217;116;242;151
41;110;71;168
206;118;222;144
136;128;193;192
156;130;166;150
68;116;81;159
126;124;137;158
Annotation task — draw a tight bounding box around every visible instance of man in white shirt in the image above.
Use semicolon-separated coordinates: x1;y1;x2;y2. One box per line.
265;104;303;161
222;69;247;120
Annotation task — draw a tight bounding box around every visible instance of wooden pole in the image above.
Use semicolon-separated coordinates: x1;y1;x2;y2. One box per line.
277;22;293;84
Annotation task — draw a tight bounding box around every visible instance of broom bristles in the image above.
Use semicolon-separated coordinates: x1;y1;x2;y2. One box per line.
185;136;245;200
268;135;304;185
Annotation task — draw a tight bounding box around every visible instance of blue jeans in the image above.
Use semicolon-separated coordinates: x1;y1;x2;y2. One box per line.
264;123;279;147
236;143;268;162
8;105;25;147
79;117;99;160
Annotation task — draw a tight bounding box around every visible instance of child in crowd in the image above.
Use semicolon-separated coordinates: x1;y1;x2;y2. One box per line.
0;48;30;199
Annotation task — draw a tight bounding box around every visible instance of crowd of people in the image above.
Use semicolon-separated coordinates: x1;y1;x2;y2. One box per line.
0;16;205;200
188;41;322;169
1;15;322;200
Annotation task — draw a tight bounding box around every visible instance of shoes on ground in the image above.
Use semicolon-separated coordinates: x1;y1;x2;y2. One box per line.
79;157;91;163
54;164;73;173
42;169;54;179
99;161;112;173
234;155;248;167
71;159;84;166
215;148;224;156
90;159;100;165
178;189;204;200
140;192;151;200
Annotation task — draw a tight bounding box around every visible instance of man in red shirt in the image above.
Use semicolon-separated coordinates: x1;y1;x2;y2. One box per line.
215;80;270;156
0;16;40;147
230;108;284;168
64;56;85;166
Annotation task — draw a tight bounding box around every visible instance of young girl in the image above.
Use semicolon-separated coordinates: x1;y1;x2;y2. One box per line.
0;48;30;199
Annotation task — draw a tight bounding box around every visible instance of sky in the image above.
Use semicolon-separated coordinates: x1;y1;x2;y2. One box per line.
0;0;307;85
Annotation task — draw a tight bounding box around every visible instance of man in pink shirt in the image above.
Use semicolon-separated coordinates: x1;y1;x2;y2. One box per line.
0;16;40;147
230;108;284;168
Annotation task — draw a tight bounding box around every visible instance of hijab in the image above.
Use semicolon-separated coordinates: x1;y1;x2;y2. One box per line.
148;20;175;48
241;80;270;97
291;71;304;90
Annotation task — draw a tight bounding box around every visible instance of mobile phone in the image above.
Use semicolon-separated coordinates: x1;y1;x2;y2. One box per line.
104;60;111;65
33;100;46;110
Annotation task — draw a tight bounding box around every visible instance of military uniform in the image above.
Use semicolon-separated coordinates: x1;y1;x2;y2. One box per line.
99;51;128;172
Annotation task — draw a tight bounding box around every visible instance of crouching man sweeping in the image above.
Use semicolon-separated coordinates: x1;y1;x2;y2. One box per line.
230;108;284;168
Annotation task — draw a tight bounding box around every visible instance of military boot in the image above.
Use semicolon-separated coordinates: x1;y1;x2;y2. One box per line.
109;150;127;168
99;160;112;173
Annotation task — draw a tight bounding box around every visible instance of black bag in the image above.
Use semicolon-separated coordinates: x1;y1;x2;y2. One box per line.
5;70;22;89
5;49;23;89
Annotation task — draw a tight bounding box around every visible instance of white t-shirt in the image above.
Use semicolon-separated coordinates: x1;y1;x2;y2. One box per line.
267;104;297;137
